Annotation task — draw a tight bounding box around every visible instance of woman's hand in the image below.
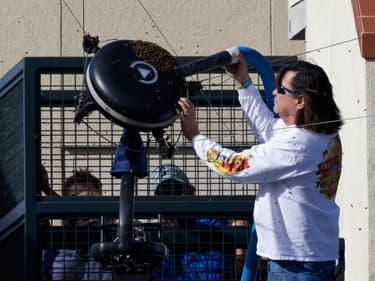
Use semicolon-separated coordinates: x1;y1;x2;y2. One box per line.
225;52;250;84
178;97;200;141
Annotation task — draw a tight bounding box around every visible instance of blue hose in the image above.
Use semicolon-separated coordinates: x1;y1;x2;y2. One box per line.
238;46;275;110
238;46;276;281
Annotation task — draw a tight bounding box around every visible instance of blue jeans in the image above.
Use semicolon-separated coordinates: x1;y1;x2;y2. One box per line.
267;260;336;281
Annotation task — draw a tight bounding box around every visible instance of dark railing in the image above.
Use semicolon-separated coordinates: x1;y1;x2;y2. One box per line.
0;55;296;281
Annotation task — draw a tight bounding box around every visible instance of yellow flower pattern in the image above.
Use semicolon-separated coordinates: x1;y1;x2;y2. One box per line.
316;135;342;199
206;147;252;174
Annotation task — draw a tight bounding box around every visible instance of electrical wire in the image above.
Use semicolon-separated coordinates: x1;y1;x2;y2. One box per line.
136;0;178;56
62;0;86;33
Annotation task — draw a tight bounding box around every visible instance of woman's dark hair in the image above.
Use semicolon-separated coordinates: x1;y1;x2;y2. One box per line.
275;61;343;134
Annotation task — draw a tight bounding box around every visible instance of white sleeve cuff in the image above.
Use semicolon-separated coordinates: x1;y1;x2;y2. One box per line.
192;133;207;146
237;84;257;98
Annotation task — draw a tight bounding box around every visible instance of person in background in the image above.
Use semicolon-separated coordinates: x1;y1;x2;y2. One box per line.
150;163;229;281
63;168;102;197
39;164;59;197
52;169;112;281
61;169;102;227
230;218;251;278
178;54;343;281
39;164;58;281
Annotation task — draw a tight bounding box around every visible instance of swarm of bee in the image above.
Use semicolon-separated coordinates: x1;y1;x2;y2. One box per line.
129;40;177;72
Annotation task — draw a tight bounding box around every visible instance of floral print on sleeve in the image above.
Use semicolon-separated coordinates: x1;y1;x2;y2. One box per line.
316;135;342;199
206;147;252;175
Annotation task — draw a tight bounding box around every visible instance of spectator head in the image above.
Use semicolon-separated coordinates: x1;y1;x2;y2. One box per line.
150;164;195;195
63;169;102;227
64;169;101;197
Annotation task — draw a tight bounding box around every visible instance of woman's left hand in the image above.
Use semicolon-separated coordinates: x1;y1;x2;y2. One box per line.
225;52;250;84
178;97;200;141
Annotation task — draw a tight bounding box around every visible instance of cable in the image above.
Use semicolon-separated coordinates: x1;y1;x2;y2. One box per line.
136;0;178;56
189;113;375;146
262;36;361;72
297;37;360;56
62;0;86;33
260;113;375;134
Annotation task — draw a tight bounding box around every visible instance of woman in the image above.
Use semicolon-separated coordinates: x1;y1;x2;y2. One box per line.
178;53;343;281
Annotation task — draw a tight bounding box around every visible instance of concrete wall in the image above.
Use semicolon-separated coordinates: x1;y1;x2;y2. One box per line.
367;60;375;281
0;0;303;77
306;0;369;280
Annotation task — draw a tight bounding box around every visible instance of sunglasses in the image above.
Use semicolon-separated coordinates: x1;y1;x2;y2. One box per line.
277;85;301;96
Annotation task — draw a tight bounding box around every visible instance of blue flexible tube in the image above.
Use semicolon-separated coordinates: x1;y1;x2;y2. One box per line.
237;46;276;281
238;46;275;110
241;224;259;281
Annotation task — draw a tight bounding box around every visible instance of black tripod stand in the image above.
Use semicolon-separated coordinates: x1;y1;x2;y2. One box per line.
90;129;168;281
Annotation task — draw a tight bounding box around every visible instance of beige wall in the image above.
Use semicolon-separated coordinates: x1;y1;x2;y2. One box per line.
306;0;369;280
367;61;375;281
0;0;303;78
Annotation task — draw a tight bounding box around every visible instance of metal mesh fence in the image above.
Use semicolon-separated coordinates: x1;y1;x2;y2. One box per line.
37;63;266;280
40;215;268;281
40;71;260;197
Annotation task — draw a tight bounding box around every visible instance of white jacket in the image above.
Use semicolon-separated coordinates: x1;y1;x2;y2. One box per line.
192;85;341;261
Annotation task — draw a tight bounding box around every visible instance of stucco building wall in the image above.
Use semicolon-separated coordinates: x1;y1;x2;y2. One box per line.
0;0;303;77
306;0;370;280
